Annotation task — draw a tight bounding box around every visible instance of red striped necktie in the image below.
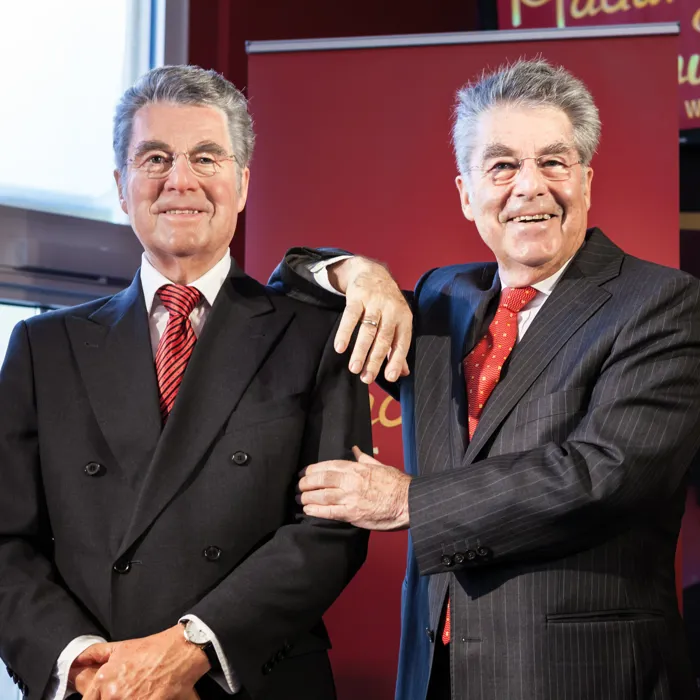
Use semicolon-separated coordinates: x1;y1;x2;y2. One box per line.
155;284;203;422
441;286;537;645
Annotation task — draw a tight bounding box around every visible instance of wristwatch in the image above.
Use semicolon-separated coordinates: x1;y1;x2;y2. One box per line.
181;620;222;673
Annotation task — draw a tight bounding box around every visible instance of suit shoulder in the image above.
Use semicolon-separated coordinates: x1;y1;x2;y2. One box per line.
616;254;700;300
415;262;496;302
23;294;115;330
264;285;341;333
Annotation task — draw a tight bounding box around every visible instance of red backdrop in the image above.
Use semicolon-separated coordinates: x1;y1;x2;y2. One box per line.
245;29;679;699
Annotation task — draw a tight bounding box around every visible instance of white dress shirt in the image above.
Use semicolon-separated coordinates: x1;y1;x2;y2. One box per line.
310;255;574;341
48;252;239;699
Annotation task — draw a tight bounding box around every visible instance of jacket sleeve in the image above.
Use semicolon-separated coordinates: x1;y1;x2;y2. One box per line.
409;274;700;575
267;247;353;311
186;316;372;697
0;322;106;700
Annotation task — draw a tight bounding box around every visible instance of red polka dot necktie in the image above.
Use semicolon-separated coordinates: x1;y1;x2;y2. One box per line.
154;284;202;422
441;286;537;645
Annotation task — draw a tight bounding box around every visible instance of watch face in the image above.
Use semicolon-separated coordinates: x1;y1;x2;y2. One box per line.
184;621;209;646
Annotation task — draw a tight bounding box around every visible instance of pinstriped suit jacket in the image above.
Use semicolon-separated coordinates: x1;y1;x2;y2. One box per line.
272;228;700;700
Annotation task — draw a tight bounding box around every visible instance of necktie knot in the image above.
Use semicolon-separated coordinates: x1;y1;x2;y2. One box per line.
157;284;202;318
500;286;536;313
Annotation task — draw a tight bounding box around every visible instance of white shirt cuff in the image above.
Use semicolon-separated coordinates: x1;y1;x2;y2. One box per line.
48;635;107;700
308;255;352;296
179;615;240;694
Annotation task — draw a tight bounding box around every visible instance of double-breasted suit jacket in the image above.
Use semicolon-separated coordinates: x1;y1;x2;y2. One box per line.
274;229;700;700
0;262;371;700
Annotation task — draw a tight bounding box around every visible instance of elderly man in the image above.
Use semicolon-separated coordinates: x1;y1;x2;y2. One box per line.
273;60;700;699
0;66;371;700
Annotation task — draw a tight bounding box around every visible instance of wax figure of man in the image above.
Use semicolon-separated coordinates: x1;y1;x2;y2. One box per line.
0;65;371;700
271;60;700;699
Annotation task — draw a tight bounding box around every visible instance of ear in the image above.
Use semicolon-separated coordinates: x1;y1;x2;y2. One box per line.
236;167;251;213
114;170;128;215
583;166;594;211
455;175;474;221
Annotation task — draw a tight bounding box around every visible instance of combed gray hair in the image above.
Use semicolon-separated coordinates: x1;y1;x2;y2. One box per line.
452;59;600;174
113;64;255;189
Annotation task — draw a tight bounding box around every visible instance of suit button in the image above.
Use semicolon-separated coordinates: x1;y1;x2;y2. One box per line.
84;462;105;477
440;554;454;567
113;558;132;574
203;545;222;561
454;552;465;565
261;662;273;675
230;451;249;466
476;546;492;559
466;549;477;561
425;628;435;643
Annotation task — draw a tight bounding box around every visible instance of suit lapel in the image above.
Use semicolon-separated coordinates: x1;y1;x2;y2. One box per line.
118;264;294;557
67;274;161;483
462;229;623;466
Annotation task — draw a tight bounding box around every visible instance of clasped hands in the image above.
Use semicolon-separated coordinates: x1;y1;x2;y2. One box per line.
69;625;209;699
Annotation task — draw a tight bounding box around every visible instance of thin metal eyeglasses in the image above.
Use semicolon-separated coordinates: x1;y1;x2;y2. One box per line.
469;155;583;185
127;150;237;179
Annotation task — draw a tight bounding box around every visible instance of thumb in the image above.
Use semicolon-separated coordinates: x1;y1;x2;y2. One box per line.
75;642;116;666
352;445;383;465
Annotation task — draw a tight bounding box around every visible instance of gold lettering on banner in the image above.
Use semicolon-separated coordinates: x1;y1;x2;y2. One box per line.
693;8;700;32
632;0;673;7
512;0;673;27
570;0;601;18
685;99;700;119
679;54;700;86
369;392;403;429
512;0;567;28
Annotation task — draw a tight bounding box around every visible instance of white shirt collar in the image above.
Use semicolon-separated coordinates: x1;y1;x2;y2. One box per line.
139;252;232;313
530;256;574;297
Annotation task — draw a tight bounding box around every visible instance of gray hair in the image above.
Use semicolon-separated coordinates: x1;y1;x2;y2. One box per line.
452;59;601;174
113;64;255;189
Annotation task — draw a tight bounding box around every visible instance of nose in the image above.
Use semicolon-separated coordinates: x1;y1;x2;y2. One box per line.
163;154;199;192
511;158;548;200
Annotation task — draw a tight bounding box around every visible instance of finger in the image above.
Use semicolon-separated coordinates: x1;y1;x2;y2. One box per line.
75;643;114;666
352;446;383;465
303;503;348;521
299;469;344;492
334;302;364;354
360;322;395;384
348;317;380;375
74;666;99;696
299;487;345;506
384;318;412;382
81;673;103;700
301;459;353;477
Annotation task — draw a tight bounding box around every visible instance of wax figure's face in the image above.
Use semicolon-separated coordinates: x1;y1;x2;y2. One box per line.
115;103;249;268
456;105;593;283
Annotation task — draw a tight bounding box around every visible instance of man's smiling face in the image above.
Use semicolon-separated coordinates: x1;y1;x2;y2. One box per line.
115;102;249;273
456;104;594;284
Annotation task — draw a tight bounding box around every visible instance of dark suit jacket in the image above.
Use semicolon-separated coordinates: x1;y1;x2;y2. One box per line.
271;229;700;700
0;262;372;700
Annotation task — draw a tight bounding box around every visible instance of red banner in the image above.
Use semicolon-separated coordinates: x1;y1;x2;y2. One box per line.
498;0;700;130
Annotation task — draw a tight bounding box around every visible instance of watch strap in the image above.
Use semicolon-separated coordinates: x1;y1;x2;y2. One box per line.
200;641;222;673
